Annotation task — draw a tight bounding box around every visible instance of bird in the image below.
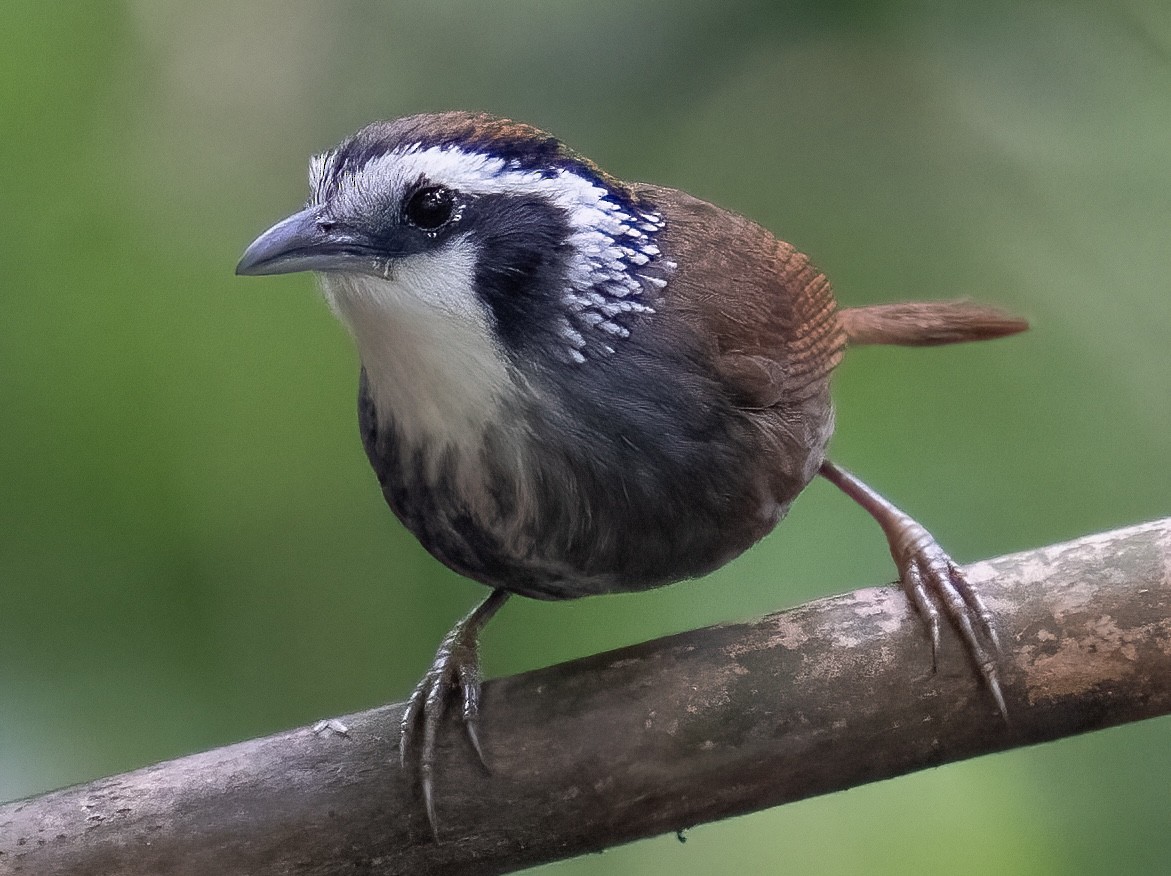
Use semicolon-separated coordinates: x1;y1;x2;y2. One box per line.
236;111;1027;835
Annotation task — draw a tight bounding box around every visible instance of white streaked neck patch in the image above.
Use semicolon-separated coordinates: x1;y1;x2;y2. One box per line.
314;142;673;363
318;235;515;451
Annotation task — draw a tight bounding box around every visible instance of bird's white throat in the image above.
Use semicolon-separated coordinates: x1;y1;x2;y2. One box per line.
317;237;515;452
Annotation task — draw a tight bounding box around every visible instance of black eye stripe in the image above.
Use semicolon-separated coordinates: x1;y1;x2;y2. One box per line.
405;185;456;231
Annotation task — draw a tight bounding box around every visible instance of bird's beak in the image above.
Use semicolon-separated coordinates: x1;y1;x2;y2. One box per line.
236;207;366;277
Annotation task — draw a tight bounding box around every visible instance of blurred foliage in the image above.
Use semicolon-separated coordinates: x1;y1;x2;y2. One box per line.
2;1;1169;873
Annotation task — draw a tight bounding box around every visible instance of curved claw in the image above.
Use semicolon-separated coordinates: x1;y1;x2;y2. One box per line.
901;559;941;669
899;545;1007;720
399;589;509;839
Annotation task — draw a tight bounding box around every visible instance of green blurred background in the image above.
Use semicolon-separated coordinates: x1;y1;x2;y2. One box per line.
2;1;1169;873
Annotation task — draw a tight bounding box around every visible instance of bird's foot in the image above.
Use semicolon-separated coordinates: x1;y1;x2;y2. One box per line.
818;460;1006;718
889;518;1007;719
400;589;509;839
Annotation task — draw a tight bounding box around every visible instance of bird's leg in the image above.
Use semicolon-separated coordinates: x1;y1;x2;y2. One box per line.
819;460;1006;718
400;588;510;838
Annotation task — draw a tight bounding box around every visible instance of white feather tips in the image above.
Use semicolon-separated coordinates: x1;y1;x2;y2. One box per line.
341;143;672;362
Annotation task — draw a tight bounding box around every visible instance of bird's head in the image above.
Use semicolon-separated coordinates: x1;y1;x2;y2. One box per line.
238;112;673;444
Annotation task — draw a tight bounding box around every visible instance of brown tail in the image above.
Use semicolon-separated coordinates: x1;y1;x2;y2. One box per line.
838;299;1028;347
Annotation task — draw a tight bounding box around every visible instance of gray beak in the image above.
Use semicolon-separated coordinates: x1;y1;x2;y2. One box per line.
236;207;364;276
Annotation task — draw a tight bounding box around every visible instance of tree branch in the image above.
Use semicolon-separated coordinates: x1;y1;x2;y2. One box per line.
4;518;1170;875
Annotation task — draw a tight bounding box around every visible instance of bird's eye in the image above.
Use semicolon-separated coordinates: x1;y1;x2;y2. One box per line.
404;186;456;231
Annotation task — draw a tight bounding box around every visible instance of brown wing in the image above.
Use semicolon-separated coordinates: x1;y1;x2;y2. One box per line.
638;183;845;409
